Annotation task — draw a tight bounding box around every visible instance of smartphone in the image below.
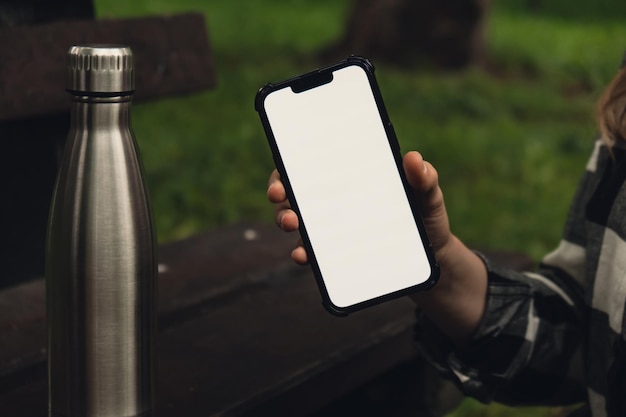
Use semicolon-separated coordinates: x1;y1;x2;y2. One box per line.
255;56;439;316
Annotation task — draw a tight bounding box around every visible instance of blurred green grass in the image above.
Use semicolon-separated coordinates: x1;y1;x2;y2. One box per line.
96;0;348;241
93;0;625;260
94;1;626;416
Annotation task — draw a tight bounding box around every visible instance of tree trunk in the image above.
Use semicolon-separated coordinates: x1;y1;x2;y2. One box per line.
324;0;489;69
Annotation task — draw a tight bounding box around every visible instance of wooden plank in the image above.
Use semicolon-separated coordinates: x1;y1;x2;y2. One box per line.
0;223;295;383
155;269;417;416
0;291;416;417
157;222;299;322
0;0;94;27
0;279;46;387
0;12;216;122
0;222;419;416
0;222;533;416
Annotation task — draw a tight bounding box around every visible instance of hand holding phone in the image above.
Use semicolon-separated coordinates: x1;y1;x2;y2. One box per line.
256;57;439;315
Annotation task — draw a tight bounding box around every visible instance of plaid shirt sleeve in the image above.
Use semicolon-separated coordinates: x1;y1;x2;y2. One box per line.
414;256;587;406
414;141;606;408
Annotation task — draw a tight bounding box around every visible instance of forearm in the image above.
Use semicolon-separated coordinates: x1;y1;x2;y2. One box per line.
410;234;488;346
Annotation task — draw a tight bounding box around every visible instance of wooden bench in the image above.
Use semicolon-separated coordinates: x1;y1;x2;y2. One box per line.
0;220;534;416
1;12;216;288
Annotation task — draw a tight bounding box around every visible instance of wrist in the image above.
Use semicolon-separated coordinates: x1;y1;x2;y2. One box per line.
410;234;488;344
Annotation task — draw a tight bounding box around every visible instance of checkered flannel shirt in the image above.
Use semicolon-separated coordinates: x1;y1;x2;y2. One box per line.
415;139;626;417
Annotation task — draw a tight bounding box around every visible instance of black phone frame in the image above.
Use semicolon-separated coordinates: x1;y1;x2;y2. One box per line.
255;56;440;316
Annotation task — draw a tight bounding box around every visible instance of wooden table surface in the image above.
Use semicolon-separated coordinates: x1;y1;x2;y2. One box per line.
0;222;428;416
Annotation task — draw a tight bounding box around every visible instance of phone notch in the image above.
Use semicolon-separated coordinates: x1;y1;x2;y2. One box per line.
290;70;334;94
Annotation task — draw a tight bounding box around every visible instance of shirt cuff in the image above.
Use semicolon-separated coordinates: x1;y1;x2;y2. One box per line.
414;253;535;403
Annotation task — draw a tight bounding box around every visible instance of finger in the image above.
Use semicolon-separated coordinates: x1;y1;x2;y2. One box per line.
268;169;280;187
276;206;299;232
291;240;309;265
267;170;287;203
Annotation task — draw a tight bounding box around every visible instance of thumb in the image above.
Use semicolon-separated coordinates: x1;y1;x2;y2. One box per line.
403;151;450;252
403;151;442;210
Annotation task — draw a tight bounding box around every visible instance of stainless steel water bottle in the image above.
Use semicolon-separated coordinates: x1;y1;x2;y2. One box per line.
46;45;156;417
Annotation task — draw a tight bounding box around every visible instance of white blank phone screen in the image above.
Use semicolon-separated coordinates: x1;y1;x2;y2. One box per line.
264;65;432;308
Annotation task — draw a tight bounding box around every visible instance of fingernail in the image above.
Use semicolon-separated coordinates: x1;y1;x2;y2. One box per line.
422;159;428;173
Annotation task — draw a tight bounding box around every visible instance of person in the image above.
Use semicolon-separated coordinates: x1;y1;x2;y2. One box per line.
266;63;626;417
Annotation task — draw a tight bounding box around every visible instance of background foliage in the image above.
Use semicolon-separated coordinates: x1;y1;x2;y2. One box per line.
95;1;626;415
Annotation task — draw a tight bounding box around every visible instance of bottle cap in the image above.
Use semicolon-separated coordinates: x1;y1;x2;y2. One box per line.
66;44;134;95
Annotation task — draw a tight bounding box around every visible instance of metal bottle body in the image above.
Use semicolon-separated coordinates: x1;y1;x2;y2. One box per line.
46;94;156;417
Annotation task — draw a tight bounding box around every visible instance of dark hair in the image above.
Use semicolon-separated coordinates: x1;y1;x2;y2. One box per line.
597;67;626;146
